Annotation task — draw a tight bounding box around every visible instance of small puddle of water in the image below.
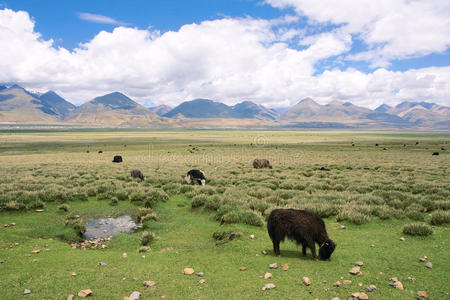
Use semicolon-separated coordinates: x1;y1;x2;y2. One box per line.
83;215;140;239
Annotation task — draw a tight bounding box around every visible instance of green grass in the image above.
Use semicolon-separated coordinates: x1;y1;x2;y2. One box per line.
0;129;449;299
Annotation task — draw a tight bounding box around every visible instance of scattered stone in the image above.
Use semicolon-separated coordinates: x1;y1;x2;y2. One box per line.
98;262;107;266
264;273;273;279
199;279;206;284
358;283;363;287
261;250;268;255
101;245;107;249
143;281;155;287
417;291;428;298
197;272;204;277
269;263;278;269
343;280;352;285
399;237;405;241
72;272;77;276
365;284;377;292
3;224;9;228
352;292;360;298
425;262;432;269
408;277;416;281
129;291;141;300
358;292;369;299
340;225;346;229
283;264;289;271
389;281;404;290
302;277;311;286
334;281;341;287
349;267;361;275
331;298;340;300
184;268;195;275
68;294;74;300
389;277;398;282
419;256;428;262
262;283;276;291
240;267;247;271
10;222;16;226
122;253;127;259
31;250;40;254
141;256;145;259
35;209;44;212
250;234;255;239
370;244;375;248
77;289;92;297
355;261;364;266
0;260;4;263
323;280;327;284
24;289;31;295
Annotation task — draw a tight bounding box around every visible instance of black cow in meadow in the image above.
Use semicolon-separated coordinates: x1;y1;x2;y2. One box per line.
131;169;145;181
432;152;439;156
98;150;103;154
267;209;336;260
112;155;123;163
253;158;272;169
185;169;206;185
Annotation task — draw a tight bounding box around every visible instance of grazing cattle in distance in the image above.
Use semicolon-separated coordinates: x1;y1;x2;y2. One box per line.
253;158;272;169
432;152;439;156
131;168;145;181
185;169;206;185
98;150;103;154
267;209;336;260
112;155;123;163
319;167;330;171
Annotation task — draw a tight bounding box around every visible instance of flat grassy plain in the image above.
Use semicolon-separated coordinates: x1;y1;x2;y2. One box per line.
0;130;449;299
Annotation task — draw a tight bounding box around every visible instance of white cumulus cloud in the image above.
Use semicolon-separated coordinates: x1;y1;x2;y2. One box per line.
0;8;448;109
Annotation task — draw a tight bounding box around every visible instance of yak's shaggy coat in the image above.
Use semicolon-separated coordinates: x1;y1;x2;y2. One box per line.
131;168;145;181
185;169;206;185
267;209;336;260
253;158;272;169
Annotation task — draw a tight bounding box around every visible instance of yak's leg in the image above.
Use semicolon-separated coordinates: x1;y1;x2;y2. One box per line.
302;243;307;256
308;241;318;259
272;240;281;256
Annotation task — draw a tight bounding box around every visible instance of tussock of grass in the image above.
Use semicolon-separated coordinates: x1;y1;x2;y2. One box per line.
429;210;450;225
402;223;433;236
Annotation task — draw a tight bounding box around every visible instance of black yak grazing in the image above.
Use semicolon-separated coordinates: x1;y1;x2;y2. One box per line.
432;152;439;156
267;209;336;260
131;169;145;181
185;169;206;185
253;158;272;169
112;155;123;163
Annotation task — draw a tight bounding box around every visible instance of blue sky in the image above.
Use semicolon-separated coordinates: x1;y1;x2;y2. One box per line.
0;0;449;108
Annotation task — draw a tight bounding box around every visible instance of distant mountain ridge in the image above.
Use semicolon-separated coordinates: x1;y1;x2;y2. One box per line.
0;84;74;123
0;83;448;129
164;98;279;120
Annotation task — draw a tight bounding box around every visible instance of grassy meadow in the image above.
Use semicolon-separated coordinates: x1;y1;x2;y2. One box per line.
0;130;449;299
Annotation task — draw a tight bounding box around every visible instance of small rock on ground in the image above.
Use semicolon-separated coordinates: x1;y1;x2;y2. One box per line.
334;281;341;287
355;261;364;266
358;292;369;299
349;267;360;275
269;263;278;269
261;250;268;255
264;273;272;279
68;294;74;300
365;285;377;292
78;289;92;298
302;277;311;286
417;291;428;298
143;281;155;287
197;272;204;277
419;256;428;262
250;234;255;239
183;268;195;275
262;283;276;291
343;280;352;285
283;264;289;271
389;281;403;290
340;225;346;229
24;289;31;295
129;291;141;300
425;262;432;269
98;262;107;266
199;279;206;284
331;298;340;300
399;237;405;241
240;267;246;271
